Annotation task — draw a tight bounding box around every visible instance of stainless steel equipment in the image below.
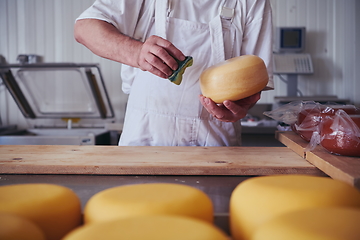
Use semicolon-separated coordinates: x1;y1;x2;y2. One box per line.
0;63;116;145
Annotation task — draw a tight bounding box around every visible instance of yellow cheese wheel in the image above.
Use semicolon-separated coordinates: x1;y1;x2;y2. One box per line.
252;207;360;240
63;215;229;240
0;212;46;240
0;183;82;240
84;183;213;224
199;55;269;103
229;175;360;240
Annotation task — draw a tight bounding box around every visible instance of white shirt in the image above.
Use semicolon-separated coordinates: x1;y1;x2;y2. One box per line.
77;0;274;146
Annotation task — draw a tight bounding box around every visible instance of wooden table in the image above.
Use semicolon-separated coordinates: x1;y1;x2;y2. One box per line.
0;145;323;176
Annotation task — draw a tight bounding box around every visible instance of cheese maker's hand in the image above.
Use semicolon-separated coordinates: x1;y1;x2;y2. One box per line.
199;92;261;122
136;35;185;78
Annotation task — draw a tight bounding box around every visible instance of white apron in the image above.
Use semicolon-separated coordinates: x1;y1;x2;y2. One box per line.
119;0;242;146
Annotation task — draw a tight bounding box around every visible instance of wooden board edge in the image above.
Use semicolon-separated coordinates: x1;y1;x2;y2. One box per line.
275;131;306;158
306;151;358;188
0;165;325;176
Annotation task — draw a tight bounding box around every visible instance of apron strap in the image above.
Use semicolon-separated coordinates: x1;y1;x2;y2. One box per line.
155;0;237;64
221;0;237;21
155;0;169;39
209;0;237;65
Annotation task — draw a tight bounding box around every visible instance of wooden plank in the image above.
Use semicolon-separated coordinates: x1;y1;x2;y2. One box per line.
275;131;308;158
276;131;360;188
0;145;323;176
307;149;360;189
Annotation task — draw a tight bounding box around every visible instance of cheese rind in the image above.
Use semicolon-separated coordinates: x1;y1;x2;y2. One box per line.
0;212;46;240
229;175;360;240
84;183;213;224
199;55;269;103
63;215;228;240
253;207;360;240
0;183;82;240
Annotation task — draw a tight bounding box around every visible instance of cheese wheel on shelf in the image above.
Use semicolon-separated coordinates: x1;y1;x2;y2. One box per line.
0;212;46;240
229;175;360;240
63;215;228;240
84;183;213;224
252;207;360;240
0;183;82;240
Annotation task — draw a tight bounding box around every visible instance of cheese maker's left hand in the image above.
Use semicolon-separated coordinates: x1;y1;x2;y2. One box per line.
199;92;261;122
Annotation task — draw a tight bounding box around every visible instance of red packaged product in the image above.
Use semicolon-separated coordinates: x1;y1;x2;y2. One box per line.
320;111;360;157
294;104;360;142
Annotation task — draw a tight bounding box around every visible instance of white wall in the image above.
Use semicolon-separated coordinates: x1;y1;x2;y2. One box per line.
0;0;359;129
261;0;360;105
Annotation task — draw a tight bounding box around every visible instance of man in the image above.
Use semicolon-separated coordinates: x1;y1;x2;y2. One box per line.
74;0;274;146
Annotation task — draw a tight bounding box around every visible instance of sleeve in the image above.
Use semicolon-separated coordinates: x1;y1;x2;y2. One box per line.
240;0;274;90
76;0;145;38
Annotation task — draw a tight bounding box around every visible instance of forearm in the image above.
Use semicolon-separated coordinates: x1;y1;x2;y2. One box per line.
74;18;185;78
74;19;141;67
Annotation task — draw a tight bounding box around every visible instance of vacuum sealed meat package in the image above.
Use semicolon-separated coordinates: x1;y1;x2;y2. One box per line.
320;110;360;157
264;101;360;157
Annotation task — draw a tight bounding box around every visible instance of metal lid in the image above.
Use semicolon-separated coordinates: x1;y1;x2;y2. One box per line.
0;63;114;120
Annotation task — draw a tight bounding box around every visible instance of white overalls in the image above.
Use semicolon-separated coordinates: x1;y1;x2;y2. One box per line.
76;0;274;146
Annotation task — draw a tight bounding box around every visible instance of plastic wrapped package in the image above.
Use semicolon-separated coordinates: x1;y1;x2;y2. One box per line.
263;101;324;140
264;101;360;156
292;101;325;142
263;101;306;125
320;111;360;157
295;104;360;142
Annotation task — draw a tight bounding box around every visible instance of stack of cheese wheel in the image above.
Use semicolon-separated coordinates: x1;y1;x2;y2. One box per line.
63;215;229;240
63;183;229;240
0;183;82;240
0;212;46;240
252;207;360;240
229;175;360;240
83;183;213;224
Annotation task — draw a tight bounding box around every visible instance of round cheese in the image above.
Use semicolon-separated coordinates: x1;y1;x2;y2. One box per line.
0;183;82;240
199;55;269;103
229;175;360;240
0;212;46;240
63;215;228;240
253;207;360;240
84;183;213;224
